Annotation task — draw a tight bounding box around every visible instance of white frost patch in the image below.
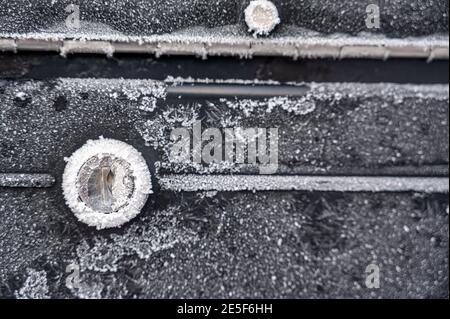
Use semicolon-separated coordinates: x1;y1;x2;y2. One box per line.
138;96;158;112
73;207;197;274
221;95;316;116
136;105;243;176
62;137;152;230
77;208;197;270
1;22;447;60
56;78;166;102
245;0;280;37
137;104;199;149
68;207;198;298
15;269;50;299
165;76;281;86
14;91;28;101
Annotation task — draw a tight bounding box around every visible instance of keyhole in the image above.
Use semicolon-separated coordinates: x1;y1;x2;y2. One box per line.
87;164;118;213
97;166;115;207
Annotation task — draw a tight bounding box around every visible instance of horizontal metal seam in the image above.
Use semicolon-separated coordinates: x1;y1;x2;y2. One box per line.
2;37;448;60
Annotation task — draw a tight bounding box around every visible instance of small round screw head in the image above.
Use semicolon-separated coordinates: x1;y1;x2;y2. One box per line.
245;0;280;37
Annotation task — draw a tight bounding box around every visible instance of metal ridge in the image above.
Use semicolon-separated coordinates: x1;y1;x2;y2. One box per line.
1;37;448;60
159;175;450;193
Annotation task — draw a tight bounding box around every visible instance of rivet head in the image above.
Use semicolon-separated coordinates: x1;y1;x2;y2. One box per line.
245;0;280;37
63;137;152;230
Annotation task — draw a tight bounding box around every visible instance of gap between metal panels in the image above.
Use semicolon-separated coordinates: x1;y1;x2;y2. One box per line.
1;52;448;84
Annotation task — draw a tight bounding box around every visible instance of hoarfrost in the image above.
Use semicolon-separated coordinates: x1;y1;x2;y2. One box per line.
67;206;199;298
75;207;198;272
221;95;316;116
138;96;158;112
14;91;28;101
14;268;50;299
56;78;167;103
165;76;281;86
135;103;236;175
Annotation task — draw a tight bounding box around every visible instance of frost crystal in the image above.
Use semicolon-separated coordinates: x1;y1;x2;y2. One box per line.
75;208;197;273
15;269;50;299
